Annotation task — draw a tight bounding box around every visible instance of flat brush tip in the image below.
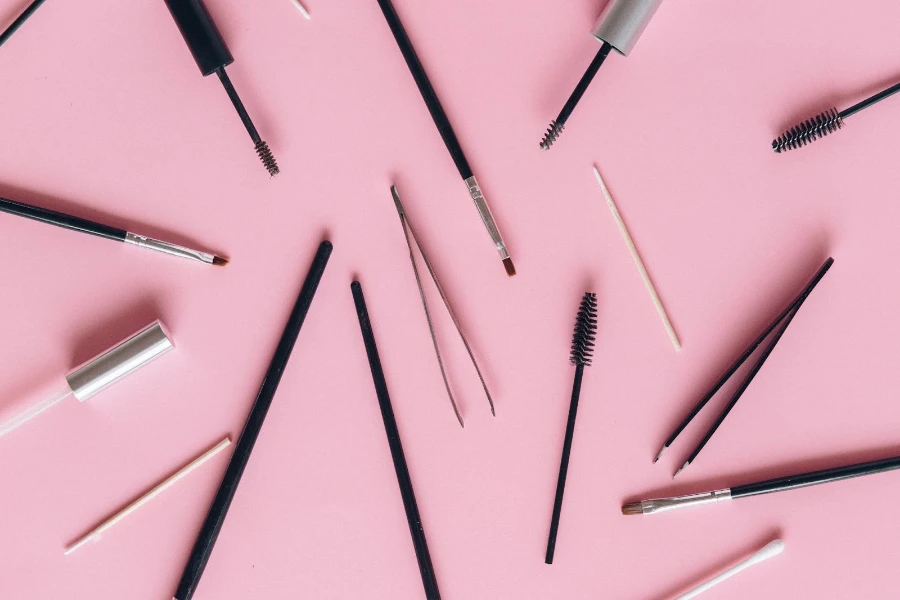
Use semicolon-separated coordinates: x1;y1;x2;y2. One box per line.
503;257;516;277
622;502;643;515
212;256;229;266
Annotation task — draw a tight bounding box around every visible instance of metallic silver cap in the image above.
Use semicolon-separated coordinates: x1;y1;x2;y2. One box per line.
65;320;175;402
591;0;663;56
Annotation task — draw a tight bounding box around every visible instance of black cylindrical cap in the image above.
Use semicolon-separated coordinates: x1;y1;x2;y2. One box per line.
164;0;233;76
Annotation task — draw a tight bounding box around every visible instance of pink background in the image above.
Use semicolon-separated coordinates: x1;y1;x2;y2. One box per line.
1;0;900;598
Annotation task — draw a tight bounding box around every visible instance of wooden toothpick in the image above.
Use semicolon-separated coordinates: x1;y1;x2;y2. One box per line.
593;165;682;352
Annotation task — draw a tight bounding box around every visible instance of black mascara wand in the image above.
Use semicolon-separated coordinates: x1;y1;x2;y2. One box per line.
545;292;597;564
0;0;48;49
540;0;664;150
164;0;279;176
772;80;900;153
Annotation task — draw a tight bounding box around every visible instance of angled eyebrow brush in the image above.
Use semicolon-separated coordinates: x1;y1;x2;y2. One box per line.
375;0;515;277
545;292;598;564
655;258;833;478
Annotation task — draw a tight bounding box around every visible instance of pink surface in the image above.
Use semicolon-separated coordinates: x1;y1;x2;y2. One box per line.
2;0;900;598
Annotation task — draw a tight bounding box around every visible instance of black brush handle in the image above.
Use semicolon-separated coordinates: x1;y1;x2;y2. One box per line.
545;363;584;564
173;241;333;600
164;0;234;76
0;196;126;242
352;280;442;600
0;0;48;49
732;454;900;499
375;0;472;180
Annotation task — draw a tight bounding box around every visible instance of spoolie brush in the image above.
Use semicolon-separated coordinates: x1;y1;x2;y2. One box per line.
164;0;279;176
540;0;663;150
545;292;598;564
773;80;900;153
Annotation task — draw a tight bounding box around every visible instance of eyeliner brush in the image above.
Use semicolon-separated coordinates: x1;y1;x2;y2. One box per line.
624;452;900;516
164;0;279;177
0;196;228;265
352;280;442;600
545;292;598;564
0;0;48;49
375;0;515;277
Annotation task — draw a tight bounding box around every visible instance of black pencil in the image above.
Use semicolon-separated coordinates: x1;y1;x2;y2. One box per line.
172;241;333;600
374;0;515;277
624;452;900;515
0;0;48;49
0;196;228;266
351;280;442;600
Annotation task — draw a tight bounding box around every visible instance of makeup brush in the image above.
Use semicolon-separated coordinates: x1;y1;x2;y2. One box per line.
375;0;515;277
540;0;664;150
655;257;833;477
545;292;598;564
0;0;48;49
352;280;442;600
164;0;279;176
672;539;784;600
624;452;900;516
0;196;228;266
773;80;900;153
172;241;332;600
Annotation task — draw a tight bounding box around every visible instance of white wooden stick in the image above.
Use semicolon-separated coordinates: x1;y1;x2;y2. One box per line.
64;437;232;555
291;0;311;19
674;539;784;599
593;165;682;353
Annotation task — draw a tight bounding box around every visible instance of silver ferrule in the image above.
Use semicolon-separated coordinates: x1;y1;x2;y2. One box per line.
591;0;664;56
125;232;214;264
638;489;732;514
464;176;509;260
65;320;175;402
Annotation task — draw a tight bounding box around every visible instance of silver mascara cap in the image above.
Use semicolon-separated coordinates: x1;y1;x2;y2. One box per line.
65;320;175;402
590;0;663;56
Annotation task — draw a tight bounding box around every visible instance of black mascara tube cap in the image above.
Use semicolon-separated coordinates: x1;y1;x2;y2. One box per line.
164;0;233;76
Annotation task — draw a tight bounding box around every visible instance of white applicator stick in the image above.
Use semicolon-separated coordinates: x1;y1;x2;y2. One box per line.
593;165;682;352
674;539;784;599
64;437;232;555
291;0;311;19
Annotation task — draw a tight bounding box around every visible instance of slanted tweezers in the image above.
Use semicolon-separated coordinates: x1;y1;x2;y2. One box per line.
657;257;834;477
390;185;494;428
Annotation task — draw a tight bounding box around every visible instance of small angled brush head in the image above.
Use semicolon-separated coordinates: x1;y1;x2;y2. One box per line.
570;292;598;367
212;256;229;266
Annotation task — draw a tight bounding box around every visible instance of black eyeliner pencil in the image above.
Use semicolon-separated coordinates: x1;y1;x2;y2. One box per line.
352;280;442;600
0;0;48;49
374;0;515;277
172;241;333;600
0;196;229;266
624;452;900;515
545;292;597;564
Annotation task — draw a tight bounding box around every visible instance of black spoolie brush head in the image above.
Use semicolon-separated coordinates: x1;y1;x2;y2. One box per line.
255;140;280;176
772;108;844;153
570;292;598;367
540;120;564;151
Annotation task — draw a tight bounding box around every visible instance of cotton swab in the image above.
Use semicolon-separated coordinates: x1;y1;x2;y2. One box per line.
593;165;682;352
64;437;232;555
291;0;311;19
673;539;784;600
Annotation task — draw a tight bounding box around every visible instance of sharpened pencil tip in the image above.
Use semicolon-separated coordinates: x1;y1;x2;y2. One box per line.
653;445;667;463
622;502;643;515
212;256;229;266
673;461;689;479
503;257;516;277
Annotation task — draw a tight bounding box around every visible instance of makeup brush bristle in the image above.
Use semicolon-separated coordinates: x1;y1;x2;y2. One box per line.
255;140;280;176
503;257;516;277
540;120;564;151
772;108;844;153
212;256;229;266
570;292;598;367
621;502;643;516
